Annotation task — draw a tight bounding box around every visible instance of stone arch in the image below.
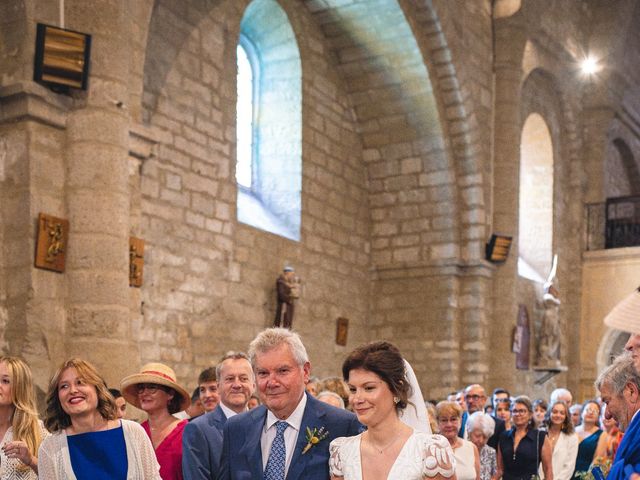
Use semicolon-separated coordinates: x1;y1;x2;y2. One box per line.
606;137;640;197
597;328;630;374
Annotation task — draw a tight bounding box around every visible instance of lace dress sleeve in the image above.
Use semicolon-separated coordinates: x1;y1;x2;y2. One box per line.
37;434;59;479
421;434;457;478
329;436;348;477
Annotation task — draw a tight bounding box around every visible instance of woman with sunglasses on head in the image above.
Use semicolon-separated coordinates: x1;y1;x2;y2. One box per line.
121;363;190;480
0;356;48;479
540;400;578;480
572;400;602;478
496;396;553;480
38;358;160;479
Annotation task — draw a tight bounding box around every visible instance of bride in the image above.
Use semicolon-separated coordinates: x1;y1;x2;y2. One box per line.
329;341;456;480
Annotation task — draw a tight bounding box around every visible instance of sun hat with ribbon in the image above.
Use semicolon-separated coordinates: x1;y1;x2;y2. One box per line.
604;285;640;334
120;362;190;411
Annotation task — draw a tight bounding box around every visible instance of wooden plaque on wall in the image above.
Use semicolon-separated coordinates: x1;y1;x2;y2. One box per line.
129;237;144;287
336;317;349;346
35;213;69;273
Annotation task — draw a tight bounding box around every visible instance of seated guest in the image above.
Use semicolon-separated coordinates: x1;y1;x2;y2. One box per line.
39;358;160;479
572;400;602;478
182;352;255;480
437;400;480;480
109;388;127;419
122;363;190;480
496;396;553;480
0;356;49;479
540;400;578;480
317;390;345;409
196;367;219;413
467;411;497;480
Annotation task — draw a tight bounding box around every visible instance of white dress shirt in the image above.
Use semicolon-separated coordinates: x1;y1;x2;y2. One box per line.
220;401;244;419
261;394;308;476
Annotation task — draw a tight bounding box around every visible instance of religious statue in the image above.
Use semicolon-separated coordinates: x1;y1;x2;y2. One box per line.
536;255;562;367
274;266;300;329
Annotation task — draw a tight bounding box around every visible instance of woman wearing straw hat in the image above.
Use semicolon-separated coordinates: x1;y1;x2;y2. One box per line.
121;363;190;480
38;358;161;479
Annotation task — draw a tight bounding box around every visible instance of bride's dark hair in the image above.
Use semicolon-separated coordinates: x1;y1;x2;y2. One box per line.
342;341;411;411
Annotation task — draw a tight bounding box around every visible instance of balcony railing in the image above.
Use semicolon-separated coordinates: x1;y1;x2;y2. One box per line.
585;195;640;251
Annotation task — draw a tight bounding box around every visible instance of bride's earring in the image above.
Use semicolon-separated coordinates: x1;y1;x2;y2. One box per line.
393;396;399;404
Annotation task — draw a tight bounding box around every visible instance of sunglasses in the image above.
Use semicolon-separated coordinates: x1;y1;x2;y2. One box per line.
136;383;167;394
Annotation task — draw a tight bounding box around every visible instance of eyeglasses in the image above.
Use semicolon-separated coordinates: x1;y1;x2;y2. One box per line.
511;409;528;415
136;383;164;394
465;394;484;401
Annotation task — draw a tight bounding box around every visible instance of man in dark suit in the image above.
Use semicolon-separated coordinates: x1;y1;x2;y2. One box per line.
218;328;362;480
183;352;255;480
458;383;505;449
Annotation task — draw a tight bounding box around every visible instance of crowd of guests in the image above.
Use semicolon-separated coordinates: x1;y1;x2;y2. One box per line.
0;327;638;480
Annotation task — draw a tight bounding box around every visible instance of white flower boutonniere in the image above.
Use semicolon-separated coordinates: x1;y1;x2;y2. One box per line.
302;426;329;454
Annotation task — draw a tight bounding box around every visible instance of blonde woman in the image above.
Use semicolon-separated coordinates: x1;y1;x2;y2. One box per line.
0;356;48;479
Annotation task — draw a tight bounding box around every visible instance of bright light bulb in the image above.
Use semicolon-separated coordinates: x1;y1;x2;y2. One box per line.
581;56;599;75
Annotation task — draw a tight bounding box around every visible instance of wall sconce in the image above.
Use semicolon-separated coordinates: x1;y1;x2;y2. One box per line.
34;23;91;92
485;233;513;263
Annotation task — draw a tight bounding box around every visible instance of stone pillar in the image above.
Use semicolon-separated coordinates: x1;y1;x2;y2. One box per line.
489;18;527;388
63;0;139;385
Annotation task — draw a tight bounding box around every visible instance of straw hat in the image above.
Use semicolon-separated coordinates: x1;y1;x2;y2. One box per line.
604;286;640;334
120;362;190;411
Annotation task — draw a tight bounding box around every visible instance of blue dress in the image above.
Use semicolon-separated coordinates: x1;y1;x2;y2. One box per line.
67;424;128;480
573;429;602;478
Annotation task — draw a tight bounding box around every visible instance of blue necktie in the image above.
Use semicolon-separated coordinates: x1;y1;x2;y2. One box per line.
264;421;289;480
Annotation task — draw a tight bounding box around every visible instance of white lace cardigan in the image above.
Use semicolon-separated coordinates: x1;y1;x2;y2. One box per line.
37;419;161;479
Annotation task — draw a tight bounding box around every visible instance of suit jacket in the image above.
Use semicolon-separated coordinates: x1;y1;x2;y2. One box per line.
183;405;228;480
459;411;505;449
217;393;362;480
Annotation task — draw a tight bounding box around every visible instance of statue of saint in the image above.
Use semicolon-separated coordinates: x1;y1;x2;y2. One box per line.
274;266;300;329
536;255;562;367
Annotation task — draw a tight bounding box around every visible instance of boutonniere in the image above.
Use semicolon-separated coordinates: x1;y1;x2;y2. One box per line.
302;426;329;454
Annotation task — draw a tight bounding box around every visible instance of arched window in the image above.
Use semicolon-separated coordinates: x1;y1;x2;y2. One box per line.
518;113;554;280
236;0;301;241
236;38;257;189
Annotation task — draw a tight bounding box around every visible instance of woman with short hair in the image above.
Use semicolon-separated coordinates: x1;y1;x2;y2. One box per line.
436;401;480;480
38;358;160;479
467;411;497;480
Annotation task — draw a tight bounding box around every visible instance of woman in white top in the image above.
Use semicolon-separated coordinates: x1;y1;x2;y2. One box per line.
0;356;48;479
38;358;161;479
540;400;578;480
437;401;480;480
329;341;455;480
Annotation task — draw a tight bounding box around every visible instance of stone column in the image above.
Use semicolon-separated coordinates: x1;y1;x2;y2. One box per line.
63;0;139;385
489;17;528;388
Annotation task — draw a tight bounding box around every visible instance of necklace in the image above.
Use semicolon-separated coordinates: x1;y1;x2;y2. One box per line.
366;432;402;454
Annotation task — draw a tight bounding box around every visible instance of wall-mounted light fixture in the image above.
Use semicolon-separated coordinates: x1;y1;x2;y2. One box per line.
485;233;513;263
34;23;91;92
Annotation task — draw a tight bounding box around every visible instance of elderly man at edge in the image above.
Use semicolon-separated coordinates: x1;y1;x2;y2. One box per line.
182;352;255;480
218;328;362;480
595;355;640;480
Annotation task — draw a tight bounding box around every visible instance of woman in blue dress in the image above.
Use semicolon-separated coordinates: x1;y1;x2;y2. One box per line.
572;400;603;478
38;358;161;479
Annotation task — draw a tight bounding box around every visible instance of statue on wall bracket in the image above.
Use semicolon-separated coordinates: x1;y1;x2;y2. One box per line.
274;266;300;329
535;254;566;370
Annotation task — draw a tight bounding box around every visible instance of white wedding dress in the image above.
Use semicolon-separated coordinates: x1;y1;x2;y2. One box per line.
329;431;456;480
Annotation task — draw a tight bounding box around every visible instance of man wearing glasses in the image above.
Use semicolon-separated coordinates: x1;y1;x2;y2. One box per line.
459;384;506;449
